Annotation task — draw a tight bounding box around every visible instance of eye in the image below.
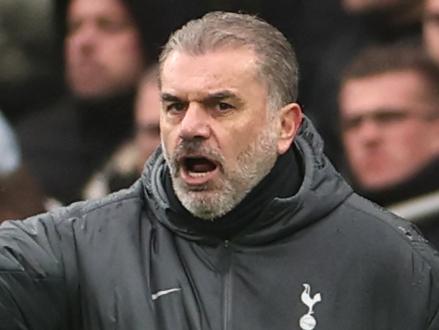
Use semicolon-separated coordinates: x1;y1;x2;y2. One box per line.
97;18;130;33
374;111;407;124
165;102;186;113
66;19;82;36
341;116;362;131
217;102;234;111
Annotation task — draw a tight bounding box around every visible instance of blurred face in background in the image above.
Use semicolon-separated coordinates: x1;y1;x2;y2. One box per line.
134;79;161;172
342;0;406;14
424;0;439;64
340;70;439;190
65;0;146;100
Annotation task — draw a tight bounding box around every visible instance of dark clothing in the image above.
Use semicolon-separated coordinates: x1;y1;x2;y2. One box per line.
356;157;439;207
306;13;422;169
355;157;439;249
17;94;134;204
163;147;303;240
1;118;439;329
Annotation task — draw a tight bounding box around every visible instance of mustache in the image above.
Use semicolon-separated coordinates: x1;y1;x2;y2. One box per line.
171;139;224;169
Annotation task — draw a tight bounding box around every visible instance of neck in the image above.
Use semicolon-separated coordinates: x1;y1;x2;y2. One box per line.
164;147;303;240
357;157;439;206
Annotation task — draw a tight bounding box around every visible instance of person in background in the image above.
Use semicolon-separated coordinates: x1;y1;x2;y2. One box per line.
82;66;161;199
17;0;205;205
0;111;45;222
17;0;147;205
424;0;439;65
338;43;439;246
1;12;439;329
306;0;422;169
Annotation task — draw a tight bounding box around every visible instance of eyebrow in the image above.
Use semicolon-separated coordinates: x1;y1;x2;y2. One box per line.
161;90;243;105
206;90;237;100
161;93;181;103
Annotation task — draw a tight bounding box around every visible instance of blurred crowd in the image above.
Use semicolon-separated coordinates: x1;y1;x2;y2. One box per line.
1;0;439;245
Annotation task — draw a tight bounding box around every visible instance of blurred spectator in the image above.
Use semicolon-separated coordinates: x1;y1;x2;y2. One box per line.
206;0;347;113
306;0;422;169
338;44;439;245
424;0;439;64
83;66;161;199
134;67;161;173
0;111;45;222
17;0;205;205
0;0;60;123
17;0;147;205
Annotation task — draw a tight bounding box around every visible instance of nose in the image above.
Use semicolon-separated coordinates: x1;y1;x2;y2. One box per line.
68;23;97;54
357;119;381;144
179;103;211;141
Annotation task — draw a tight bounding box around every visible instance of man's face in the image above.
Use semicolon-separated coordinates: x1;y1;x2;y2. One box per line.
424;0;439;65
340;70;439;190
160;49;283;220
135;80;161;172
65;0;145;99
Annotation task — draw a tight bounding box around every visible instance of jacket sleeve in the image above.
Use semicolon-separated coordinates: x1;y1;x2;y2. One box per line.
0;214;69;329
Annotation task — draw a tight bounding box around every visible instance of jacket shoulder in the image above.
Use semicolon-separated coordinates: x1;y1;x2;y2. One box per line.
0;181;145;273
341;193;439;270
51;180;145;228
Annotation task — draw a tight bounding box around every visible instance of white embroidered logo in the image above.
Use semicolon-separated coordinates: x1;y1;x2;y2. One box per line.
299;283;322;330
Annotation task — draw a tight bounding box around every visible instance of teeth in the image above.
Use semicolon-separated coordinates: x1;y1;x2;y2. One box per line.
188;171;209;178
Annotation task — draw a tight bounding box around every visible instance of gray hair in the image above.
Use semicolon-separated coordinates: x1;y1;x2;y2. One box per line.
159;11;299;110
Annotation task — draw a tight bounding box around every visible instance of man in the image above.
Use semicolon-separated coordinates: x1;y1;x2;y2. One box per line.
424;0;439;64
134;67;162;173
1;12;439;329
305;0;422;169
17;0;205;205
339;44;439;246
82;67;161;199
17;0;148;204
64;0;147;101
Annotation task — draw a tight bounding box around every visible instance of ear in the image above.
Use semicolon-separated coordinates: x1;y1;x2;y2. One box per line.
276;103;303;155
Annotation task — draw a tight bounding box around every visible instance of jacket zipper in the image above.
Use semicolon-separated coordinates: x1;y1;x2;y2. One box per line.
222;240;233;330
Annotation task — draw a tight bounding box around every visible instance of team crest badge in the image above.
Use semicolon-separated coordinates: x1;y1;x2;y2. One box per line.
299;283;322;330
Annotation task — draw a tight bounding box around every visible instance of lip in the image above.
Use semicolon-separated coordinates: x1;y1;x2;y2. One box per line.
180;165;220;187
177;154;221;187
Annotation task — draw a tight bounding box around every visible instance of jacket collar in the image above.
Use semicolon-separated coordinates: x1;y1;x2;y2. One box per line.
142;117;353;246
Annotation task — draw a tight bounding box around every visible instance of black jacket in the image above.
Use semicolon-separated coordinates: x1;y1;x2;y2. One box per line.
1;118;439;329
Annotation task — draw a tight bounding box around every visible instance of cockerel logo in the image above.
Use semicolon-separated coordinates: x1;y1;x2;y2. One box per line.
299;283;322;330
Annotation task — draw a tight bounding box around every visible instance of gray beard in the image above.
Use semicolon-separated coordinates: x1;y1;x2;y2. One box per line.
162;121;279;220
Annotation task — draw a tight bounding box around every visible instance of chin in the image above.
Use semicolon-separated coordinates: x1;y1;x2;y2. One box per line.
176;183;240;221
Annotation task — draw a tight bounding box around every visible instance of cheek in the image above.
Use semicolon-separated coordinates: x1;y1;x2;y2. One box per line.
103;33;143;65
387;125;433;158
160;125;177;153
425;26;439;45
64;39;76;63
343;133;359;153
216;128;249;157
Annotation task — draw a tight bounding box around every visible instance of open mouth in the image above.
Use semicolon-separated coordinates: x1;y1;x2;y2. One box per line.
183;157;218;175
179;156;220;185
